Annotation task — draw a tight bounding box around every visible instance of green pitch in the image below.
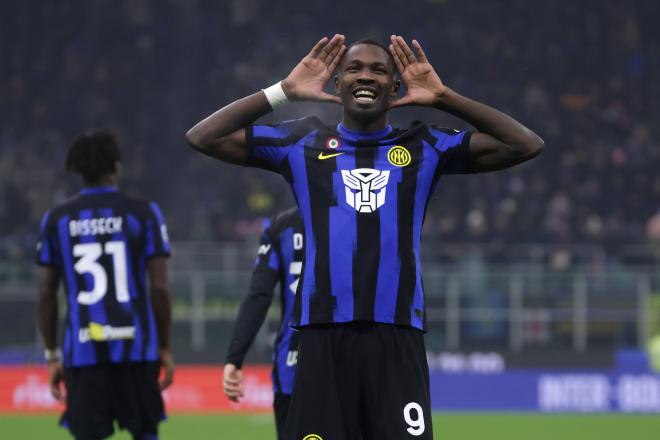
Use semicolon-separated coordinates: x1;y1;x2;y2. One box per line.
1;413;658;439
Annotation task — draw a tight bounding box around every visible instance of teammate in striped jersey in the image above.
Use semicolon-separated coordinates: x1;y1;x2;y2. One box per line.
187;34;543;439
223;207;303;440
36;131;174;440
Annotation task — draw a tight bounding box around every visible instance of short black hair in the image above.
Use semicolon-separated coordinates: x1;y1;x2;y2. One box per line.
65;130;121;185
346;38;396;71
350;38;390;54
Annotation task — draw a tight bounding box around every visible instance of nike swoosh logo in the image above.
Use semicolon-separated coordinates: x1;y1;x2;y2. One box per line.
318;152;345;160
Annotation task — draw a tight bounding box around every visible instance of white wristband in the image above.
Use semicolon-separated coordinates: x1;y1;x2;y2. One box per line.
262;81;289;109
44;348;62;362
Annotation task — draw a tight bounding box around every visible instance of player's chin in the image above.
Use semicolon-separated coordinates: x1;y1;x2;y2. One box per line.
345;101;388;118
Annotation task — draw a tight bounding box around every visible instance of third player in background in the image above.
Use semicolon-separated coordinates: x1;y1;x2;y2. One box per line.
223;207;303;440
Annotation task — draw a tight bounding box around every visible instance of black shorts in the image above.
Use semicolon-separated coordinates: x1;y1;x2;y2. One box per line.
274;392;291;440
61;362;165;440
284;322;433;440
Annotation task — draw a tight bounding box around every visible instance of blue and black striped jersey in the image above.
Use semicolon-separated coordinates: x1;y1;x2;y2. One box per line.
226;208;303;395
36;187;171;367
246;117;473;331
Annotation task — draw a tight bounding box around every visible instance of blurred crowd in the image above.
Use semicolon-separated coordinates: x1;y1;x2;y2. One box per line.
1;0;659;261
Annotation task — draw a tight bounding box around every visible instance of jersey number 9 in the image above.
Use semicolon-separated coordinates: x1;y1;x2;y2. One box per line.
403;402;425;436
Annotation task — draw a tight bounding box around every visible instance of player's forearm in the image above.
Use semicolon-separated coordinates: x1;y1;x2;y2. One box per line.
226;294;274;367
37;292;58;350
186;92;272;150
150;286;172;350
226;272;277;367
435;88;544;155
37;268;59;350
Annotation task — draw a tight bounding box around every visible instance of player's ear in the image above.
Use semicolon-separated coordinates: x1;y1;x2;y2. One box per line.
391;79;401;97
334;74;340;93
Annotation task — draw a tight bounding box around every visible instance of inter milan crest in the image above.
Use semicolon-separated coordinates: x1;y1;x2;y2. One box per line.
387;145;411;167
325;136;341;150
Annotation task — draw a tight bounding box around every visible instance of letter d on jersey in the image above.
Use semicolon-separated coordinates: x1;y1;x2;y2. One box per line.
341;168;390;213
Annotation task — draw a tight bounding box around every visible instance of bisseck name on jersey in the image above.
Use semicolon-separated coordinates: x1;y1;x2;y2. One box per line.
69;216;123;237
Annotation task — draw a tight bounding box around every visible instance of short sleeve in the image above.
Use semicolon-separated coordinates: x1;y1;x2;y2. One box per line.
254;218;280;272
35;210;58;266
245;117;315;172
429;127;474;175
145;202;171;259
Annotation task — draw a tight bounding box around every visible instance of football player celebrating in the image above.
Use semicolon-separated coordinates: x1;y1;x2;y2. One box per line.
187;34;542;440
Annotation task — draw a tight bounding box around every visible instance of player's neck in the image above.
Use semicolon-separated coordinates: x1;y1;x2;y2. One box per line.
341;112;389;133
87;174;118;188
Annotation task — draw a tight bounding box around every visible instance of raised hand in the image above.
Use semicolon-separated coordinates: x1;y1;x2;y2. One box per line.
282;34;346;104
388;35;447;108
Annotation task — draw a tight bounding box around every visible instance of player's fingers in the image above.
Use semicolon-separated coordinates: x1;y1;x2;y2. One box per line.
225;377;244;389
48;368;64;401
224;386;238;399
308;37;330;58
224;385;242;398
159;370;174;390
223;375;242;385
396;35;417;64
50;382;63;402
159;378;171;391
224;379;241;388
327;46;346;73
223;381;243;396
412;40;429;64
324;39;344;68
224;383;240;395
224;386;240;396
320;34;344;62
390;35;409;67
389;44;406;74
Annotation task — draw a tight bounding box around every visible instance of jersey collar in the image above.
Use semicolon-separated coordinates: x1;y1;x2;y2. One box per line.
337;123;393;141
80;186;118;195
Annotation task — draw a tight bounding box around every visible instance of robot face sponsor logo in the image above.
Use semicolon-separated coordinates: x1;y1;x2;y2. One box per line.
341;168;390;213
302;435;323;440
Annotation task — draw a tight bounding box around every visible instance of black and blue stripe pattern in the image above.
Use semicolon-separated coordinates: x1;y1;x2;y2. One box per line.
36;187;170;366
257;209;304;394
246;117;472;331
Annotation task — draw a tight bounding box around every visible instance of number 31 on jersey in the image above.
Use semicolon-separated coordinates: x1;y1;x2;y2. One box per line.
73;241;129;305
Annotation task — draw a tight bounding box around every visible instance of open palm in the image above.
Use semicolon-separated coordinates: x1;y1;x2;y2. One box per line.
283;35;346;104
389;35;447;108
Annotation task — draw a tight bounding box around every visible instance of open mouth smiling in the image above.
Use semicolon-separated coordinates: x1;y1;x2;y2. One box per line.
352;86;378;104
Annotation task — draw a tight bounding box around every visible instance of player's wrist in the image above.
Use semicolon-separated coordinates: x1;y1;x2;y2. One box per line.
159;347;173;360
263;81;290;109
44;347;62;363
431;86;455;108
224;360;242;370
